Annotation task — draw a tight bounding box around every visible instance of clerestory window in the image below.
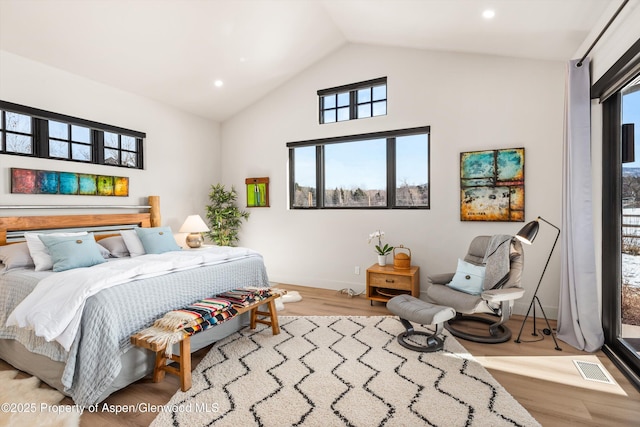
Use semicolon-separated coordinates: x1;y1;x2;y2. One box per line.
318;77;387;124
0;100;145;169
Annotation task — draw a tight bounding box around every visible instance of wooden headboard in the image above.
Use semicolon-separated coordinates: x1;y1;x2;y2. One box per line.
0;195;161;245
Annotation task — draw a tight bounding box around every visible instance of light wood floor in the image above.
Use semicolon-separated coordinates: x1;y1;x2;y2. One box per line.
2;283;639;426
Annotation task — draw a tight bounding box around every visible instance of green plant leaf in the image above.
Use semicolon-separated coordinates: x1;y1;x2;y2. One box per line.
204;183;250;246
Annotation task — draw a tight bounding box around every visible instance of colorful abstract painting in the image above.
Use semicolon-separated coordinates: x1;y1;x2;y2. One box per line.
114;177;129;196
79;174;97;195
97;176;114;196
10;168;129;197
59;172;79;195
10;168;37;194
245;177;270;207
460;148;524;222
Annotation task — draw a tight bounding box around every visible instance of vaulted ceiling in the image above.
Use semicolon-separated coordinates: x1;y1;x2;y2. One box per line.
0;0;619;122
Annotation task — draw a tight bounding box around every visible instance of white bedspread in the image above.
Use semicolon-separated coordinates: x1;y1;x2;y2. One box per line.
6;246;259;351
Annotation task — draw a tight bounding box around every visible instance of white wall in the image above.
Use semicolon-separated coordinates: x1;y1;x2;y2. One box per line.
221;43;565;317
0;51;220;239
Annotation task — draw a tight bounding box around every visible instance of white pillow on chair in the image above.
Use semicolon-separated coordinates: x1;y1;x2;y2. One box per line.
446;259;486;296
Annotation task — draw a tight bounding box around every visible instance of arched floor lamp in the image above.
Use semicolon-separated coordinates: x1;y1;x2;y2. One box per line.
514;217;562;351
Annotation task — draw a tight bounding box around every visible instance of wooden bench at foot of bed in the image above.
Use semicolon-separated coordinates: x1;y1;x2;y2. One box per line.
130;292;282;391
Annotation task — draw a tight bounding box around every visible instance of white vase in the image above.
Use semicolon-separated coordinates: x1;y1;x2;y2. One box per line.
377;254;387;266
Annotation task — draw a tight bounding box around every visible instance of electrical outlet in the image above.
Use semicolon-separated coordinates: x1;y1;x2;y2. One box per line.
355;266;360;275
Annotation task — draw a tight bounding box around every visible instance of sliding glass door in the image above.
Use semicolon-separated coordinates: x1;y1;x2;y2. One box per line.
621;76;640;361
602;70;640;390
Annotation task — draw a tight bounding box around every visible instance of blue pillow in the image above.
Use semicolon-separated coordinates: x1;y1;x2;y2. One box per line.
38;233;106;272
446;259;486;295
135;226;181;254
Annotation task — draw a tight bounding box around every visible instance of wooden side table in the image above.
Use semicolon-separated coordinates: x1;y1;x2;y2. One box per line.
366;264;419;304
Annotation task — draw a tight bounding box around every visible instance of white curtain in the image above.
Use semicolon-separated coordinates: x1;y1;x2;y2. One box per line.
557;57;604;352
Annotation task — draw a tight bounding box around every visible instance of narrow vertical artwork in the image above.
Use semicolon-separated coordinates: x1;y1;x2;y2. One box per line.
114;177;129;196
460;148;524;221
245;177;270;207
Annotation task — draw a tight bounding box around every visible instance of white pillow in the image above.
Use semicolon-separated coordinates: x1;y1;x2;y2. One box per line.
97;236;130;258
120;229;146;257
24;231;88;271
446;259;486;296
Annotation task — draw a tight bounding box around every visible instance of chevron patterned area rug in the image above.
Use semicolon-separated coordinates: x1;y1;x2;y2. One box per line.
151;316;540;427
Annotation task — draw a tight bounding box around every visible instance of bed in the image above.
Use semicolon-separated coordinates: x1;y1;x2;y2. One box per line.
0;197;270;406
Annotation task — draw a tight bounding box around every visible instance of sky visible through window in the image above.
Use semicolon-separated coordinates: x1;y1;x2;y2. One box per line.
295;134;428;191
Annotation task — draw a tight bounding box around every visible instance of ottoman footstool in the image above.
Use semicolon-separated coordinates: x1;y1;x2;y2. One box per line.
387;294;456;352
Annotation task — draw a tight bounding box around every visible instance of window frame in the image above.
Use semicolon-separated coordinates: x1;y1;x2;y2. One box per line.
0;100;145;169
318;77;387;124
287;126;430;210
0;110;34;155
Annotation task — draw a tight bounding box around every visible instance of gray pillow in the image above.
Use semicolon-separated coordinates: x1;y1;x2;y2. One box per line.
0;242;35;271
97;236;130;258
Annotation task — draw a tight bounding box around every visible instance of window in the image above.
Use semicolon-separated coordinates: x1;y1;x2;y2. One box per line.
0;110;33;154
0;100;144;169
104;132;139;168
288;126;429;209
48;121;92;161
318;77;387;124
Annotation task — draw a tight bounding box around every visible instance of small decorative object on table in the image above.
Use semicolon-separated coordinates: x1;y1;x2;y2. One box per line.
393;245;411;270
179;214;210;248
368;229;393;266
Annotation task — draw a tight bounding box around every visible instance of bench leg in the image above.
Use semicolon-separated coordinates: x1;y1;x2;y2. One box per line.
268;298;280;335
179;336;192;391
249;300;280;335
151;336;192;392
153;351;166;383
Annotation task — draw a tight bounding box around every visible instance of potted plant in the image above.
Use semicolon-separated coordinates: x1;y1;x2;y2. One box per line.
205;184;250;246
369;229;393;266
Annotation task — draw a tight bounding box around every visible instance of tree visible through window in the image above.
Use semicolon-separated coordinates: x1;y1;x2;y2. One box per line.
1;101;144;169
1;110;33;154
288;126;430;209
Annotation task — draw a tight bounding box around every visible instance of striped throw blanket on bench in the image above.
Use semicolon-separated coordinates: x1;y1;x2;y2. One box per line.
136;288;273;355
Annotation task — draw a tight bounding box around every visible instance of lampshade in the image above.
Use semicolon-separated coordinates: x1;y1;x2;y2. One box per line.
515;219;539;245
179;215;209;233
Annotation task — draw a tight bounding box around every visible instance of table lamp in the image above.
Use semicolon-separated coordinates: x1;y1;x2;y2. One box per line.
179;214;210;248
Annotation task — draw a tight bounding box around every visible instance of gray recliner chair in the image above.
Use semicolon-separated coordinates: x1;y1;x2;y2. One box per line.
425;235;525;343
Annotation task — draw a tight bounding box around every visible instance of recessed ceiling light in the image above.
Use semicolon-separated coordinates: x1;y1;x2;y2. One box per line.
482;9;495;19
214;80;224;88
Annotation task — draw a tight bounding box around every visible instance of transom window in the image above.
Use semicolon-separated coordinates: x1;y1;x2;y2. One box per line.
48;121;92;162
104;131;139;167
288;126;430;209
318;77;387;124
0;110;33;154
0;100;145;169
